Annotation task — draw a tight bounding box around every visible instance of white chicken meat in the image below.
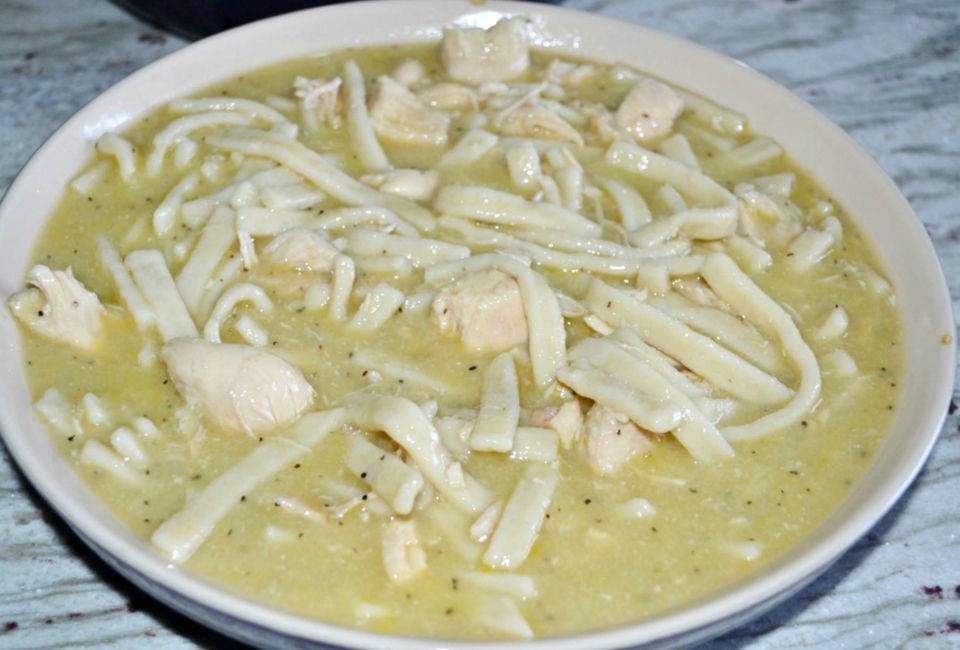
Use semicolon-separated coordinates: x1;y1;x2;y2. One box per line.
441;18;530;85
381;519;427;583
293;76;343;130
7;265;104;350
162;338;314;436
368;76;450;147
530;400;584;449
432;269;527;352
615;77;684;143
581;404;654;475
497;103;584;147
260;228;339;272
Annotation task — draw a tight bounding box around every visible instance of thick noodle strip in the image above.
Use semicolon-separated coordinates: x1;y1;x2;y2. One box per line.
437;217;697;276
175;206;236;315
673;89;746;135
146;112;253;176
347;282;405;333
345;395;491;512
124;250;197;340
96;134;137;182
598;178;651;230
605;140;735;207
208;129;434;230
511;227;658;258
153;173;198;237
649;293;784;375
440;129;499;167
313;206;418;237
482;464;558;570
699;253;821;440
345;230;469;268
569;338;733;461
425;254;565;388
344;59;391;172
97;237;155;330
235;206;312;235
203;283;272;343
628;205;737;247
168;97;289;124
469;352;520;453
608;328;710;398
151;409;346;563
586;280;791;404
435;185;601;236
330;255;356;322
196;257;243;321
557;365;683;433
345;434;424;515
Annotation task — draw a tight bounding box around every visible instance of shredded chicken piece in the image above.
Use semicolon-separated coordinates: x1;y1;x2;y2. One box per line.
162;338;314;437
432;269;527;352
293;76;342;130
582;404;654;475
368;76;450;147
417;82;477;111
578;102;626;143
615;77;684;142
8;265;104;350
735;182;804;248
530;400;583;449
260;228;338;272
497;102;584;146
381;519;427;583
441;18;530;84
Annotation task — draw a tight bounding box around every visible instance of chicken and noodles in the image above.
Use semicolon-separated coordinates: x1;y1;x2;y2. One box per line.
7;18;902;639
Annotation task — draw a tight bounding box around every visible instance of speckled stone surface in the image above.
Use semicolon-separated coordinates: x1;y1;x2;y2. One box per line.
0;0;957;648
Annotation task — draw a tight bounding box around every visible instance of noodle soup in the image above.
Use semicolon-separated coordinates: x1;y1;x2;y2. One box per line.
7;19;901;639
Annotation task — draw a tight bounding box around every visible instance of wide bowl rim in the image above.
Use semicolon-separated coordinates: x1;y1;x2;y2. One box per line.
0;1;954;648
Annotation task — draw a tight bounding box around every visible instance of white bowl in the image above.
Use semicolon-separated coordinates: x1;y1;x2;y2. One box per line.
0;1;953;648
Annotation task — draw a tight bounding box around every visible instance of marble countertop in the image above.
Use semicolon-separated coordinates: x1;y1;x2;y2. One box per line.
0;0;957;647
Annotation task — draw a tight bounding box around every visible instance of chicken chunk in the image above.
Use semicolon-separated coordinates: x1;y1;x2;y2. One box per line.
432;269;527;352
360;168;439;202
581;404;654;475
381;519;427;583
615;77;684;143
441;18;530;84
260;229;338;272
368;76;450;147
162;338;314;436
293;76;342;130
497;103;584;147
530;400;583;449
7;265;104;350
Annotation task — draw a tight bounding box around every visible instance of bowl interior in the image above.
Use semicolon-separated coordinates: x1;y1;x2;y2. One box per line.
0;1;954;648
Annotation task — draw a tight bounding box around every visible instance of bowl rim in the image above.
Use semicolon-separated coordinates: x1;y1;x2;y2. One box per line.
0;1;954;648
